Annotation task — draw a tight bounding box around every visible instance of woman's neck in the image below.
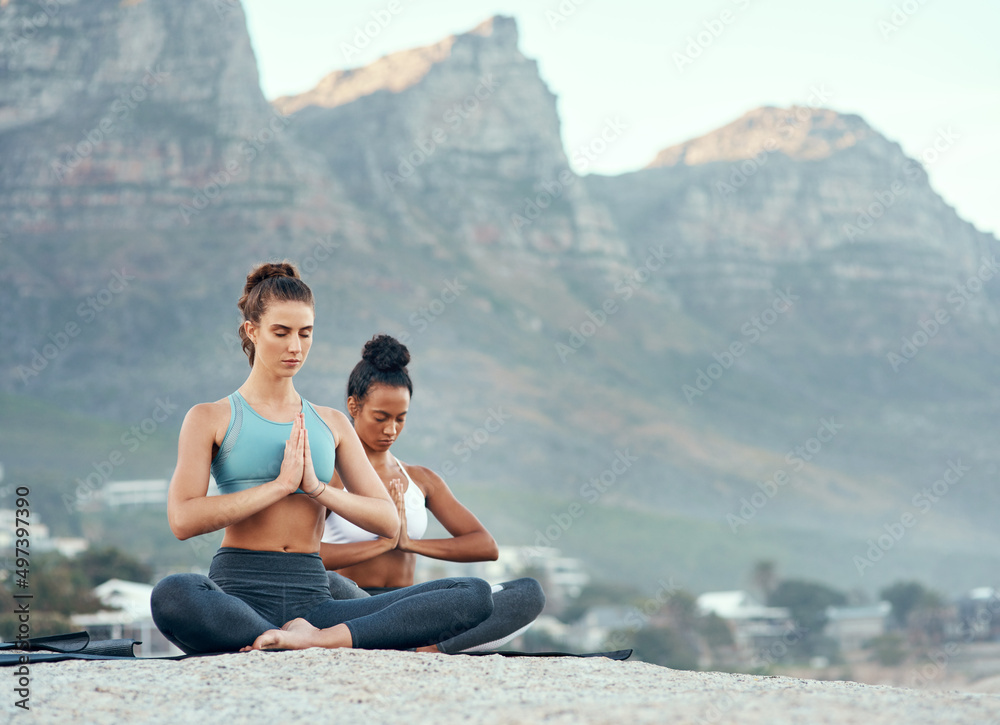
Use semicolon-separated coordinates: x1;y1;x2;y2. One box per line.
239;367;299;406
365;447;395;469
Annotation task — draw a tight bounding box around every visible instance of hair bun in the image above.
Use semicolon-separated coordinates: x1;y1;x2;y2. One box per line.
362;334;410;372
244;261;300;294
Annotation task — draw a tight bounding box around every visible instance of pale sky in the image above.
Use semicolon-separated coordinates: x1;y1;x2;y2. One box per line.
241;0;1000;237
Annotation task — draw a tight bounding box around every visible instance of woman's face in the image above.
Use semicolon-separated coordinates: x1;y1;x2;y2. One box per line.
349;384;410;454
245;300;314;378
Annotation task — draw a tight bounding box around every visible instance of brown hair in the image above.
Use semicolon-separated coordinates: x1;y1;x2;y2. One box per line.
237;261;314;367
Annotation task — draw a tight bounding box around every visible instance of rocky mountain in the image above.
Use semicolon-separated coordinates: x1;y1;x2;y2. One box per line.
2;0;999;594
274;16;622;261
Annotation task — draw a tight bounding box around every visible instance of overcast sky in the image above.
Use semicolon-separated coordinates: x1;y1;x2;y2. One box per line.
241;0;1000;236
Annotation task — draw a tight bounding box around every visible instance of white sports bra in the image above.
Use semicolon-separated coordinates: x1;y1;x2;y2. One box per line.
321;456;429;544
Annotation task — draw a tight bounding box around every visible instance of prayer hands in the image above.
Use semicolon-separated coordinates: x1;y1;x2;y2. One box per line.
278;413;306;494
278;413;324;496
388;478;410;551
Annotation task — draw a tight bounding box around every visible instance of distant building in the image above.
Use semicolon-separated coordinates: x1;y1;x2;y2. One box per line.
0;508;51;551
51;537;90;558
417;545;589;605
697;590;796;660
565;605;636;651
954;587;1000;641
71;578;180;657
824;601;891;652
510;546;589;600
93;479;169;508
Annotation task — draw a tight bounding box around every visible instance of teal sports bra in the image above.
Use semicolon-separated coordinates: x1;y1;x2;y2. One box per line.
211;392;336;495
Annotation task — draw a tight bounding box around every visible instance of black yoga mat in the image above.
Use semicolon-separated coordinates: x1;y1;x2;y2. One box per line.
1;632;631;664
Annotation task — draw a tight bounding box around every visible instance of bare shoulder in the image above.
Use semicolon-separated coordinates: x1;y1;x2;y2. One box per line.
184;398;230;427
311;404;350;444
398;462;446;498
181;399;231;443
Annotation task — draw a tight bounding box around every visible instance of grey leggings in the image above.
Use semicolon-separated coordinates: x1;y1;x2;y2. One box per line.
327;573;545;653
150;548;493;654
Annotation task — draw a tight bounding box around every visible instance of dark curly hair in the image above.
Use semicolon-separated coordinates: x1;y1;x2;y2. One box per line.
346;334;413;410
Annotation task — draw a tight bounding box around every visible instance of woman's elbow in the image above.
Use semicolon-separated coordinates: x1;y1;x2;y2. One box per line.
484;535;499;561
378;503;400;539
167;508;197;541
383;517;401;540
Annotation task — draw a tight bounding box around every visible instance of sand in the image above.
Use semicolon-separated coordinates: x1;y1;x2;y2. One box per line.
6;649;1000;724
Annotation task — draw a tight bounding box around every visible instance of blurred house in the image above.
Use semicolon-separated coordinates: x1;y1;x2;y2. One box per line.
697;590;795;661
0;508;51;551
824;601;891;652
564;605;635;651
71;578;180;657
418;545;589;607
93;479;169;508
954;587;1000;641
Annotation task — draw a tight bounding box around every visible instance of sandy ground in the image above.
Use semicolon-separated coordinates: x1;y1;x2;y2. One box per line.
5;649;1000;724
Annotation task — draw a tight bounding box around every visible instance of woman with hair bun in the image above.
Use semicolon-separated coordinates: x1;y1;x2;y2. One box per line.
150;262;494;654
321;334;545;653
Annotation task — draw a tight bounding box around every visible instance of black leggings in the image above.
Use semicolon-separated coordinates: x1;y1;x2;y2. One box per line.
327;574;546;653
150;548;493;654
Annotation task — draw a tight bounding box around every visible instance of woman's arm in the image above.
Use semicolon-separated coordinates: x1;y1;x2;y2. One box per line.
319;538;396;569
306;407;398;539
398;464;499;562
166;403;304;540
317;471;401;569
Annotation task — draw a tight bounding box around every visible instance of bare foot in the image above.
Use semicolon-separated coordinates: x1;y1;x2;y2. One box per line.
242;618;353;651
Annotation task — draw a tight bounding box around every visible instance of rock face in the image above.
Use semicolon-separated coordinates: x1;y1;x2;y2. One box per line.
3;1;1000;592
599;107;997;321
0;0;366;410
0;0;344;237
277;16;623;259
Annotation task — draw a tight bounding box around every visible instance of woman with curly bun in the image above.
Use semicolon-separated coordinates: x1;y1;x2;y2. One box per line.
150;262;493;654
321;334;545;653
